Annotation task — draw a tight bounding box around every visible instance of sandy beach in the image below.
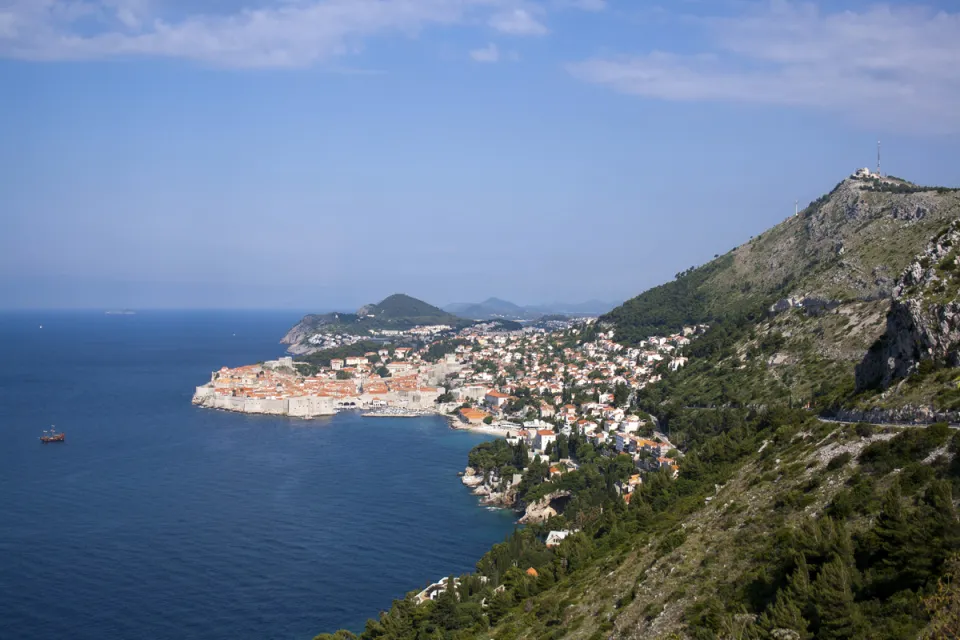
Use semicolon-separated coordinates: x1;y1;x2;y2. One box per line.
446;418;515;437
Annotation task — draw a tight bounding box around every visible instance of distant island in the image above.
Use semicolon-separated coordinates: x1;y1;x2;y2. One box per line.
104;309;136;315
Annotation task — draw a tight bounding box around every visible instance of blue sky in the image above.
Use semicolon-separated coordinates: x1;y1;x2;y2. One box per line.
2;0;959;310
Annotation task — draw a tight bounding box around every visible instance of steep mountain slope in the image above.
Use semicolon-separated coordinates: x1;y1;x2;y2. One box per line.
478;421;959;640
600;174;960;415
602;174;960;344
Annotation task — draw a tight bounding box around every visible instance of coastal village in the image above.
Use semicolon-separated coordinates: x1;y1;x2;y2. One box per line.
194;314;700;608
190;310;706;610
444;322;698;513
193;318;701;514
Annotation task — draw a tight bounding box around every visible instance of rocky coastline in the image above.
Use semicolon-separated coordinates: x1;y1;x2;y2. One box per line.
460;466;520;511
460;466;569;524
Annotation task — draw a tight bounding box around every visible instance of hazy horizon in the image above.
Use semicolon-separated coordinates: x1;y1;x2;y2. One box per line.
0;295;622;313
3;0;959;310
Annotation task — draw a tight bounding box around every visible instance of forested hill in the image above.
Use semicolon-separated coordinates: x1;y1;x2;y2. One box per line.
280;293;469;348
601;174;960;344
358;294;461;325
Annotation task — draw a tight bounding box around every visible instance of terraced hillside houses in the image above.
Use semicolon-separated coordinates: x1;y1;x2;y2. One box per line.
422;321;698;489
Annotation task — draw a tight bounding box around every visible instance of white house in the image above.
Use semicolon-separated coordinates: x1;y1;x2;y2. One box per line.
535;429;557;452
484;390;511;409
386;362;413;375
545;530;574;548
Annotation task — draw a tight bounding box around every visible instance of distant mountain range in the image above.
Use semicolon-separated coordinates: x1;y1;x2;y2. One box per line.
279;294;614;355
443;297;618;321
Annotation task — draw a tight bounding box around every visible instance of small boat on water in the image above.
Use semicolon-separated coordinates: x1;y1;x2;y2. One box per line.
40;426;65;443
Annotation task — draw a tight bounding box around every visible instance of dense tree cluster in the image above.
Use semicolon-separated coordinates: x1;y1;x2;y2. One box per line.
597;257;731;344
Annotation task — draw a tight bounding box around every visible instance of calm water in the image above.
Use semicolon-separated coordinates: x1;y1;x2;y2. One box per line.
0;311;515;640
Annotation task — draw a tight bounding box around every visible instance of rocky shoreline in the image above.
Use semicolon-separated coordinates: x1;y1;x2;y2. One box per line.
460;466;564;524
460;466;520;511
361;407;437;418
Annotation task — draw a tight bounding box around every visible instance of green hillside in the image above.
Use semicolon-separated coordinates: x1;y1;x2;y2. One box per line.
313;174;960;640
359;293;462;326
602;175;960;344
280;294;471;353
600;174;960;414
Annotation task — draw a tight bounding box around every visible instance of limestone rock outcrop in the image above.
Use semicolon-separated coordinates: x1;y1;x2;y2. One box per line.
518;491;572;525
856;220;960;390
461;467;484;488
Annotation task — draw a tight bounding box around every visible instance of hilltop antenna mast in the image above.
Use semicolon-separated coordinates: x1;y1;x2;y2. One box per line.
795;200;799;217
877;139;882;177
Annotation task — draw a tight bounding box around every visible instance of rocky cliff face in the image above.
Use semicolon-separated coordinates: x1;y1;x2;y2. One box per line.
280;314;345;355
518;491;572;524
280;314;329;346
856;220;960;390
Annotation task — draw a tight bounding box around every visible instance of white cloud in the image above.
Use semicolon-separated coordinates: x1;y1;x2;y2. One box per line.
470;42;499;62
568;2;960;133
489;8;547;35
101;0;149;30
0;0;532;67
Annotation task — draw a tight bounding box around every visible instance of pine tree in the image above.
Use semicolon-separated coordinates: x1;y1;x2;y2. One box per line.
811;556;865;640
513;441;528;468
430;581;459;630
759;591;811;639
760;559;813;639
486;589;514;626
787;556;812;601
900;480;960;591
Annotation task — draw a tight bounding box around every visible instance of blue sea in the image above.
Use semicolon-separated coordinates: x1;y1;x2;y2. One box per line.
0;311;516;640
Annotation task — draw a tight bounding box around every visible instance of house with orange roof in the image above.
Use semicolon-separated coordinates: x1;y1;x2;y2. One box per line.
535;429;556;452
457;407;491;425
